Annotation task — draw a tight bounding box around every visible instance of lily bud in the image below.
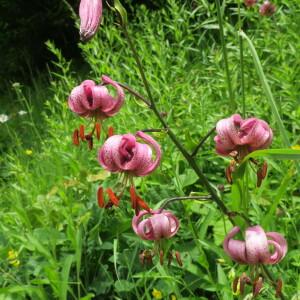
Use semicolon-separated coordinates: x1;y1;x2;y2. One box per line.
79;0;103;42
275;279;283;298
252;277;263;298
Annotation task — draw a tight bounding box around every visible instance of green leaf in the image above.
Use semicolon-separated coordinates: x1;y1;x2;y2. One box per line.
59;255;74;300
80;293;95;300
242;149;300;162
217;265;233;300
114;0;128;26
180;169;198;188
115;280;135;292
262;166;294;227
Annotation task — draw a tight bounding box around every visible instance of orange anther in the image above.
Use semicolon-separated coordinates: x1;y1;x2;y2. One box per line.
72;129;80;146
106;188;120;206
97;187;105;208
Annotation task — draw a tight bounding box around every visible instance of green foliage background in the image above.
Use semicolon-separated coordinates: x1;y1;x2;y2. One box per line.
0;0;300;299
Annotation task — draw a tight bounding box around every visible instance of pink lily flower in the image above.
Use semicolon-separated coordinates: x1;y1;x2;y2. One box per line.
223;226;287;265
98;131;161;177
259;1;276;16
68;75;125;119
79;0;102;41
132;210;179;241
214;114;273;158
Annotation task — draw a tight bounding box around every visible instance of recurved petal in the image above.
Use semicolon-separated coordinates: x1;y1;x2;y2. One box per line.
98;135;123;172
90;85;113;110
122;142;152;174
100;75;125;116
214;135;235;155
241;119;273;150
245;225;269;264
266;240;284;264
223;226;247;263
68;85;88;115
134;131;162;176
163;211;180;237
266;232;288;258
149;214;171;240
215;115;241;155
137;219;154;240
132;210;149;236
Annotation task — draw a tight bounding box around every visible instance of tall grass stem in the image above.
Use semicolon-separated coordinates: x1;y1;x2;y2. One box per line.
215;0;235;110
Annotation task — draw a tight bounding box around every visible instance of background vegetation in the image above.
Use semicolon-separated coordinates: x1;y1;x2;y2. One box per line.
0;0;299;299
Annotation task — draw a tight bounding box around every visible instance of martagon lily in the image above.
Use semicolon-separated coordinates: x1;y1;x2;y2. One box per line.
214;114;273;185
97;131;162;212
223;225;287;265
132;209;182;266
132;210;179;241
68;75;125;149
214;114;273;159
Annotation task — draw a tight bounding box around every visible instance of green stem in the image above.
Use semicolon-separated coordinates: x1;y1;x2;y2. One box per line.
122;24;232;221
215;0;235;110
159;196;211;211
238;0;246;117
191;127;216;157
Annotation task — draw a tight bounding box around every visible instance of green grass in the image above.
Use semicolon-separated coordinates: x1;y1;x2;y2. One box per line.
0;0;300;299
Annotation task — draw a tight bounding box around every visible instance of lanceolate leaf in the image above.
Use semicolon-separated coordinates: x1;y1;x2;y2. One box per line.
242;149;300;162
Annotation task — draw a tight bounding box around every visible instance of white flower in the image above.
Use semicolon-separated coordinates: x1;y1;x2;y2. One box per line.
18;110;27;116
0;114;9;123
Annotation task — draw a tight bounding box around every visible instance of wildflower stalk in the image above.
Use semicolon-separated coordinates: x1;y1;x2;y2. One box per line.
215;0;235;110
121;24;231;221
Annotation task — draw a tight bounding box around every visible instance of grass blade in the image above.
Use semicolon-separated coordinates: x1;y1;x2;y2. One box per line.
240;31;290;147
60;255;74;300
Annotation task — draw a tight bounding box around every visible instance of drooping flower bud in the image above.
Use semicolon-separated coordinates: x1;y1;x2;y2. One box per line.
68;75;125;119
132;210;179;241
214;114;273;160
79;0;103;42
98;131;161;177
259;1;276;16
223;226;287;265
244;0;257;8
252;277;264;298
